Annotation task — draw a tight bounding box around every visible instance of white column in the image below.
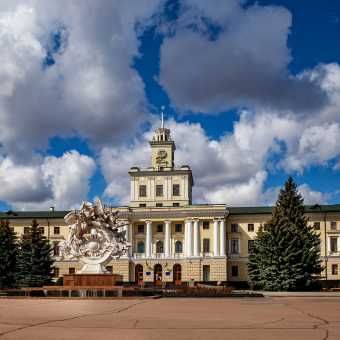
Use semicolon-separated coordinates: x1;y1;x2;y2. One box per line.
185;219;193;257
213;220;219;256
327;236;331;255
146;220;152;258
184;220;188;255
219;219;226;256
124;222;132;257
164;220;171;257
193;219;200;257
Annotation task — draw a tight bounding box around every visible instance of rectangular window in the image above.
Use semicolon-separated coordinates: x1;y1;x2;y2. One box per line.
137;224;144;233
173;202;180;207
203;221;210;229
53;267;59;278
203;238;210;253
248;240;255;253
313;222;320;230
139;185;146;197
175;224;182;233
173;184;180;196
231;265;239;277
24;227;30;234
156;203;163;207
330;237;338;253
54;226;60;235
331;221;337;230
157;224;163;233
53;242;60;256
231;224;238;233
231;239;239;254
38;227;44;234
156;185;163;197
248;224;254;232
139;203;146;207
69;267;75;275
332;264;338;275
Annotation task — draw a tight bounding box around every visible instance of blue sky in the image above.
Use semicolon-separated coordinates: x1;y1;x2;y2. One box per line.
0;0;339;211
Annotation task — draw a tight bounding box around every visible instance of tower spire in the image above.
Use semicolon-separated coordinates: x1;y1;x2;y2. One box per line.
161;105;165;129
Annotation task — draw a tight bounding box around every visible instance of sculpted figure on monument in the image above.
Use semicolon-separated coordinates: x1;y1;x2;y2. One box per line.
60;199;129;274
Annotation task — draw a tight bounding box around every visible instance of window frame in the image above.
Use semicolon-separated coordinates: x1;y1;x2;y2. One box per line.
156;184;163;197
231;239;239;254
175;240;183;253
175;224;182;233
156;240;164;254
203;221;210;230
332;264;338;275
330;237;338;253
137;241;145;254
231;265;239;277
248;239;255;253
172;184;180;196
139;184;147;197
54;226;60;235
231;224;238;233
203;238;210;253
247;224;254;232
137;224;144;234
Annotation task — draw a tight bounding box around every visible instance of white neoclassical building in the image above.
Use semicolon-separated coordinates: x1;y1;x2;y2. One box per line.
1;119;340;286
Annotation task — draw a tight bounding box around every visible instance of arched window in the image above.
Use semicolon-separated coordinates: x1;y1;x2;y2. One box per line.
137;241;145;253
175;241;182;253
156;240;164;253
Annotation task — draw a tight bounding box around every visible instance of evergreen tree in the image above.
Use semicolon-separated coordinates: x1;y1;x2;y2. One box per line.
16;219;54;287
248;177;322;291
0;219;17;288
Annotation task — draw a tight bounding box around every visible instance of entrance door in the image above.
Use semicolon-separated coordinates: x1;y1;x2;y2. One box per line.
135;264;143;285
173;264;182;285
154;264;162;286
203;265;210;282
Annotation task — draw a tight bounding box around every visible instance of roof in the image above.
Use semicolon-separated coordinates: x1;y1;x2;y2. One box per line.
0;204;339;219
228;204;340;215
0;210;69;219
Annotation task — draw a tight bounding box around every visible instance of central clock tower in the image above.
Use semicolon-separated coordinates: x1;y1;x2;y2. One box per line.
129;113;193;207
149;117;175;170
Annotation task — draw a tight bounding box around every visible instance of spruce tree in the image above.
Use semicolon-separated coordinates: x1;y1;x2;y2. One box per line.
248;177;322;291
16;219;54;287
0;219;17;288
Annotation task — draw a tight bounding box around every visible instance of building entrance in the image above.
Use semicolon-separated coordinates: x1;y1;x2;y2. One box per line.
135;264;143;285
203;265;210;282
154;264;162;285
173;264;182;285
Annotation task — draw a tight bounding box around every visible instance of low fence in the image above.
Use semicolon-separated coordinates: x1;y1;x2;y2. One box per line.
0;284;263;298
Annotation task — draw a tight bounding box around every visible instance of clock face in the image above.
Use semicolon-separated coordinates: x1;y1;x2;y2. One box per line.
156;149;167;163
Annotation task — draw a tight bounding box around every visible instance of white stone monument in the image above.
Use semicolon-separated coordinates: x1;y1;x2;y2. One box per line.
60;199;129;274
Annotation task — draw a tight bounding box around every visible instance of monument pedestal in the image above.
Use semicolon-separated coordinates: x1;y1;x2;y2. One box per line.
63;274;122;287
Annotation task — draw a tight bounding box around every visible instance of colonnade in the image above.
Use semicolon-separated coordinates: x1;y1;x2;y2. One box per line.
126;219;226;258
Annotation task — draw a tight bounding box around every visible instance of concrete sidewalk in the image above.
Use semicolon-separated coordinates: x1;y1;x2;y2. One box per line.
0;296;339;339
237;290;340;297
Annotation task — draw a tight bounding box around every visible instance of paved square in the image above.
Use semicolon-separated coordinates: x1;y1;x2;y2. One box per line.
0;297;339;339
